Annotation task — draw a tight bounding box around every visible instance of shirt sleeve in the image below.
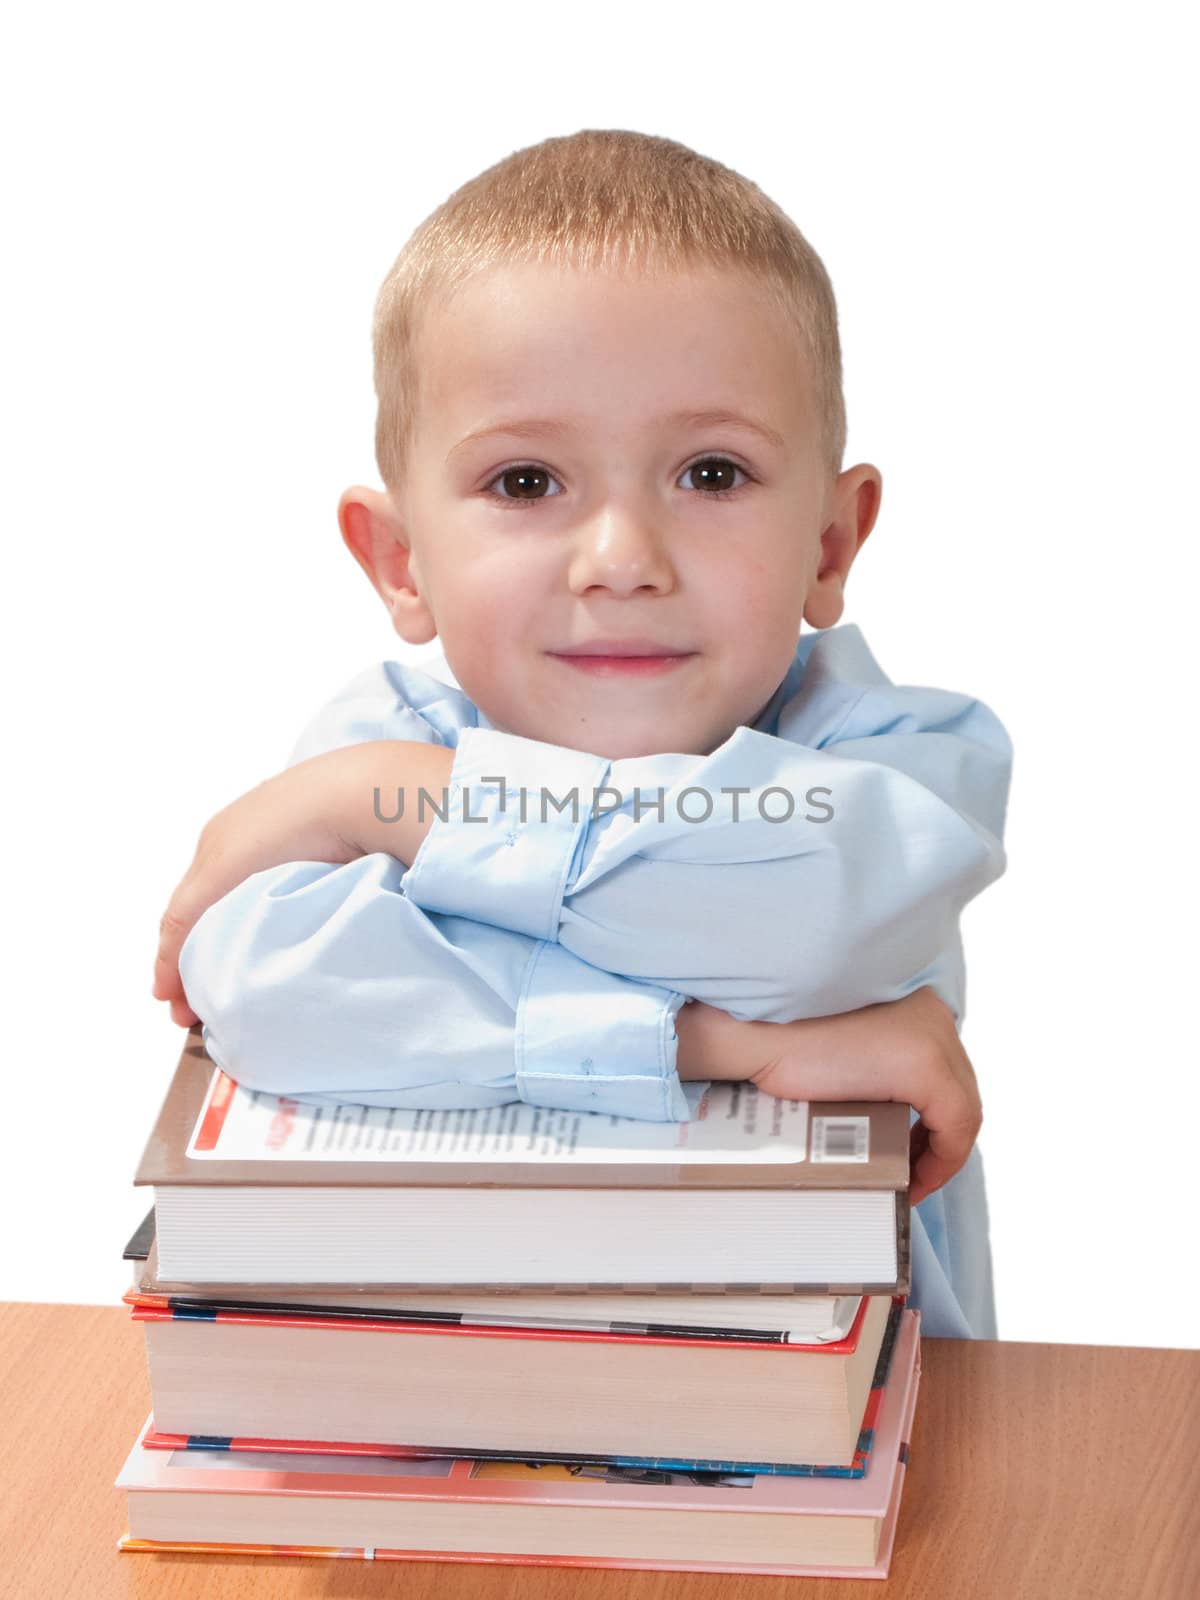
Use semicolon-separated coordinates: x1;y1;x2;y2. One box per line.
177;662;693;1121
400;684;1013;1024
178;852;692;1121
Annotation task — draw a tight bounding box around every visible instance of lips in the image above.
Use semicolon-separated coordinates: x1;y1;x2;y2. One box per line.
551;640;692;658
549;650;694;679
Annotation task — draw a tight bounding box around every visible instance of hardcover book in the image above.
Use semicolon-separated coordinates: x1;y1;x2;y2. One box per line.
137;1297;903;1479
125;1219;869;1345
134;1030;911;1292
132;1290;903;1472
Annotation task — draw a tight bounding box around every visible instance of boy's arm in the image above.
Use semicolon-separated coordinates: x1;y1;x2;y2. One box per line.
161;684;1003;1092
398;684;1013;1026
177;855;980;1199
678;986;980;1206
161;650;682;1119
177;852;695;1122
213;648;1009;1031
161;658;990;1186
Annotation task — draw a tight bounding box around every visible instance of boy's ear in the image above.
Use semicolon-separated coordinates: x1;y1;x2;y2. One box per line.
802;463;883;631
337;487;438;645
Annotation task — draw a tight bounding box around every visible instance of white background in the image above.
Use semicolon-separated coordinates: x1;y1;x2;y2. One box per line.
3;3;1196;1348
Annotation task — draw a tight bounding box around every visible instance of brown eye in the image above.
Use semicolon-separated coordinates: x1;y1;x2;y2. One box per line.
483;455;752;510
487;464;562;503
681;457;750;497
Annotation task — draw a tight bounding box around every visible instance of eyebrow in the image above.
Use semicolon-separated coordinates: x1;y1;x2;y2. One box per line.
447;408;788;461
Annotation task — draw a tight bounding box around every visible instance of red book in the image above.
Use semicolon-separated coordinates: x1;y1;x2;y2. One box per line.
132;1291;903;1472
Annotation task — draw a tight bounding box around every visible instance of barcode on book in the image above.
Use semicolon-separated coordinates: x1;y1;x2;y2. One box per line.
810;1116;870;1163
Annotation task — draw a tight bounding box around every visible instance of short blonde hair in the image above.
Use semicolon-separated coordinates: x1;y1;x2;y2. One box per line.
372;129;847;492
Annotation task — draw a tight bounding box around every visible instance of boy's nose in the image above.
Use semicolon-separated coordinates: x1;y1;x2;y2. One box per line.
567;506;676;596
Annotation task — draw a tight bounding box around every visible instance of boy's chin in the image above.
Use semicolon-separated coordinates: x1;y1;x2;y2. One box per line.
566;725;730;762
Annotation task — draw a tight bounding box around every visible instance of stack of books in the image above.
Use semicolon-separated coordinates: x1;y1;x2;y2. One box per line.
115;1028;921;1578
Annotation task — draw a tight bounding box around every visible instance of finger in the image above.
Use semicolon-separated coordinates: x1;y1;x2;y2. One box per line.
903;1041;981;1149
909;1113;976;1205
153;898;199;999
152;947;179;1000
170;996;200;1028
909;1135;955;1206
910;1151;960;1207
155;942;200;1024
907;1122;939;1207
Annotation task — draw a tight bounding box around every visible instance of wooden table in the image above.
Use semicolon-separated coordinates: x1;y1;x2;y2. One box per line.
1;1303;1197;1598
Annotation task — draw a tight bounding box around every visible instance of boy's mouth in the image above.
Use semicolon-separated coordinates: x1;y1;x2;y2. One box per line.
551;638;692;657
548;650;696;678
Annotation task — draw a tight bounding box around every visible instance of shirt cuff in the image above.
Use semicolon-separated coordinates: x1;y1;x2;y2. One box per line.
515;940;692;1122
401;727;611;942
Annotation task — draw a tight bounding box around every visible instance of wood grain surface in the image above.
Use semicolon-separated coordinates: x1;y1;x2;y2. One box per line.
1;1302;1197;1599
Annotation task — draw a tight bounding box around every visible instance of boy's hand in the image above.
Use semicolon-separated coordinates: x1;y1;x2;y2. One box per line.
152;741;457;1028
152;754;363;1027
677;987;981;1206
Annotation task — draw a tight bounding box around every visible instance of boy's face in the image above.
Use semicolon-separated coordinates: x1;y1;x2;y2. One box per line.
342;261;880;759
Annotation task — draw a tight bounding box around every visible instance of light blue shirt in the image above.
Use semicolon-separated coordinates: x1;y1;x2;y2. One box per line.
179;623;1012;1339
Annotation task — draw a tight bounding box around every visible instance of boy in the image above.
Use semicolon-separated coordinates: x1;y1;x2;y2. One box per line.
153;129;1012;1339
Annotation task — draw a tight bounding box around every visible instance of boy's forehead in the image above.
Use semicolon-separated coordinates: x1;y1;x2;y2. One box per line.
443;408;791;466
413;262;813;455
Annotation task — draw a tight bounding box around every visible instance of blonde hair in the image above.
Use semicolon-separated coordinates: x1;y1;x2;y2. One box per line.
372;129;847;491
